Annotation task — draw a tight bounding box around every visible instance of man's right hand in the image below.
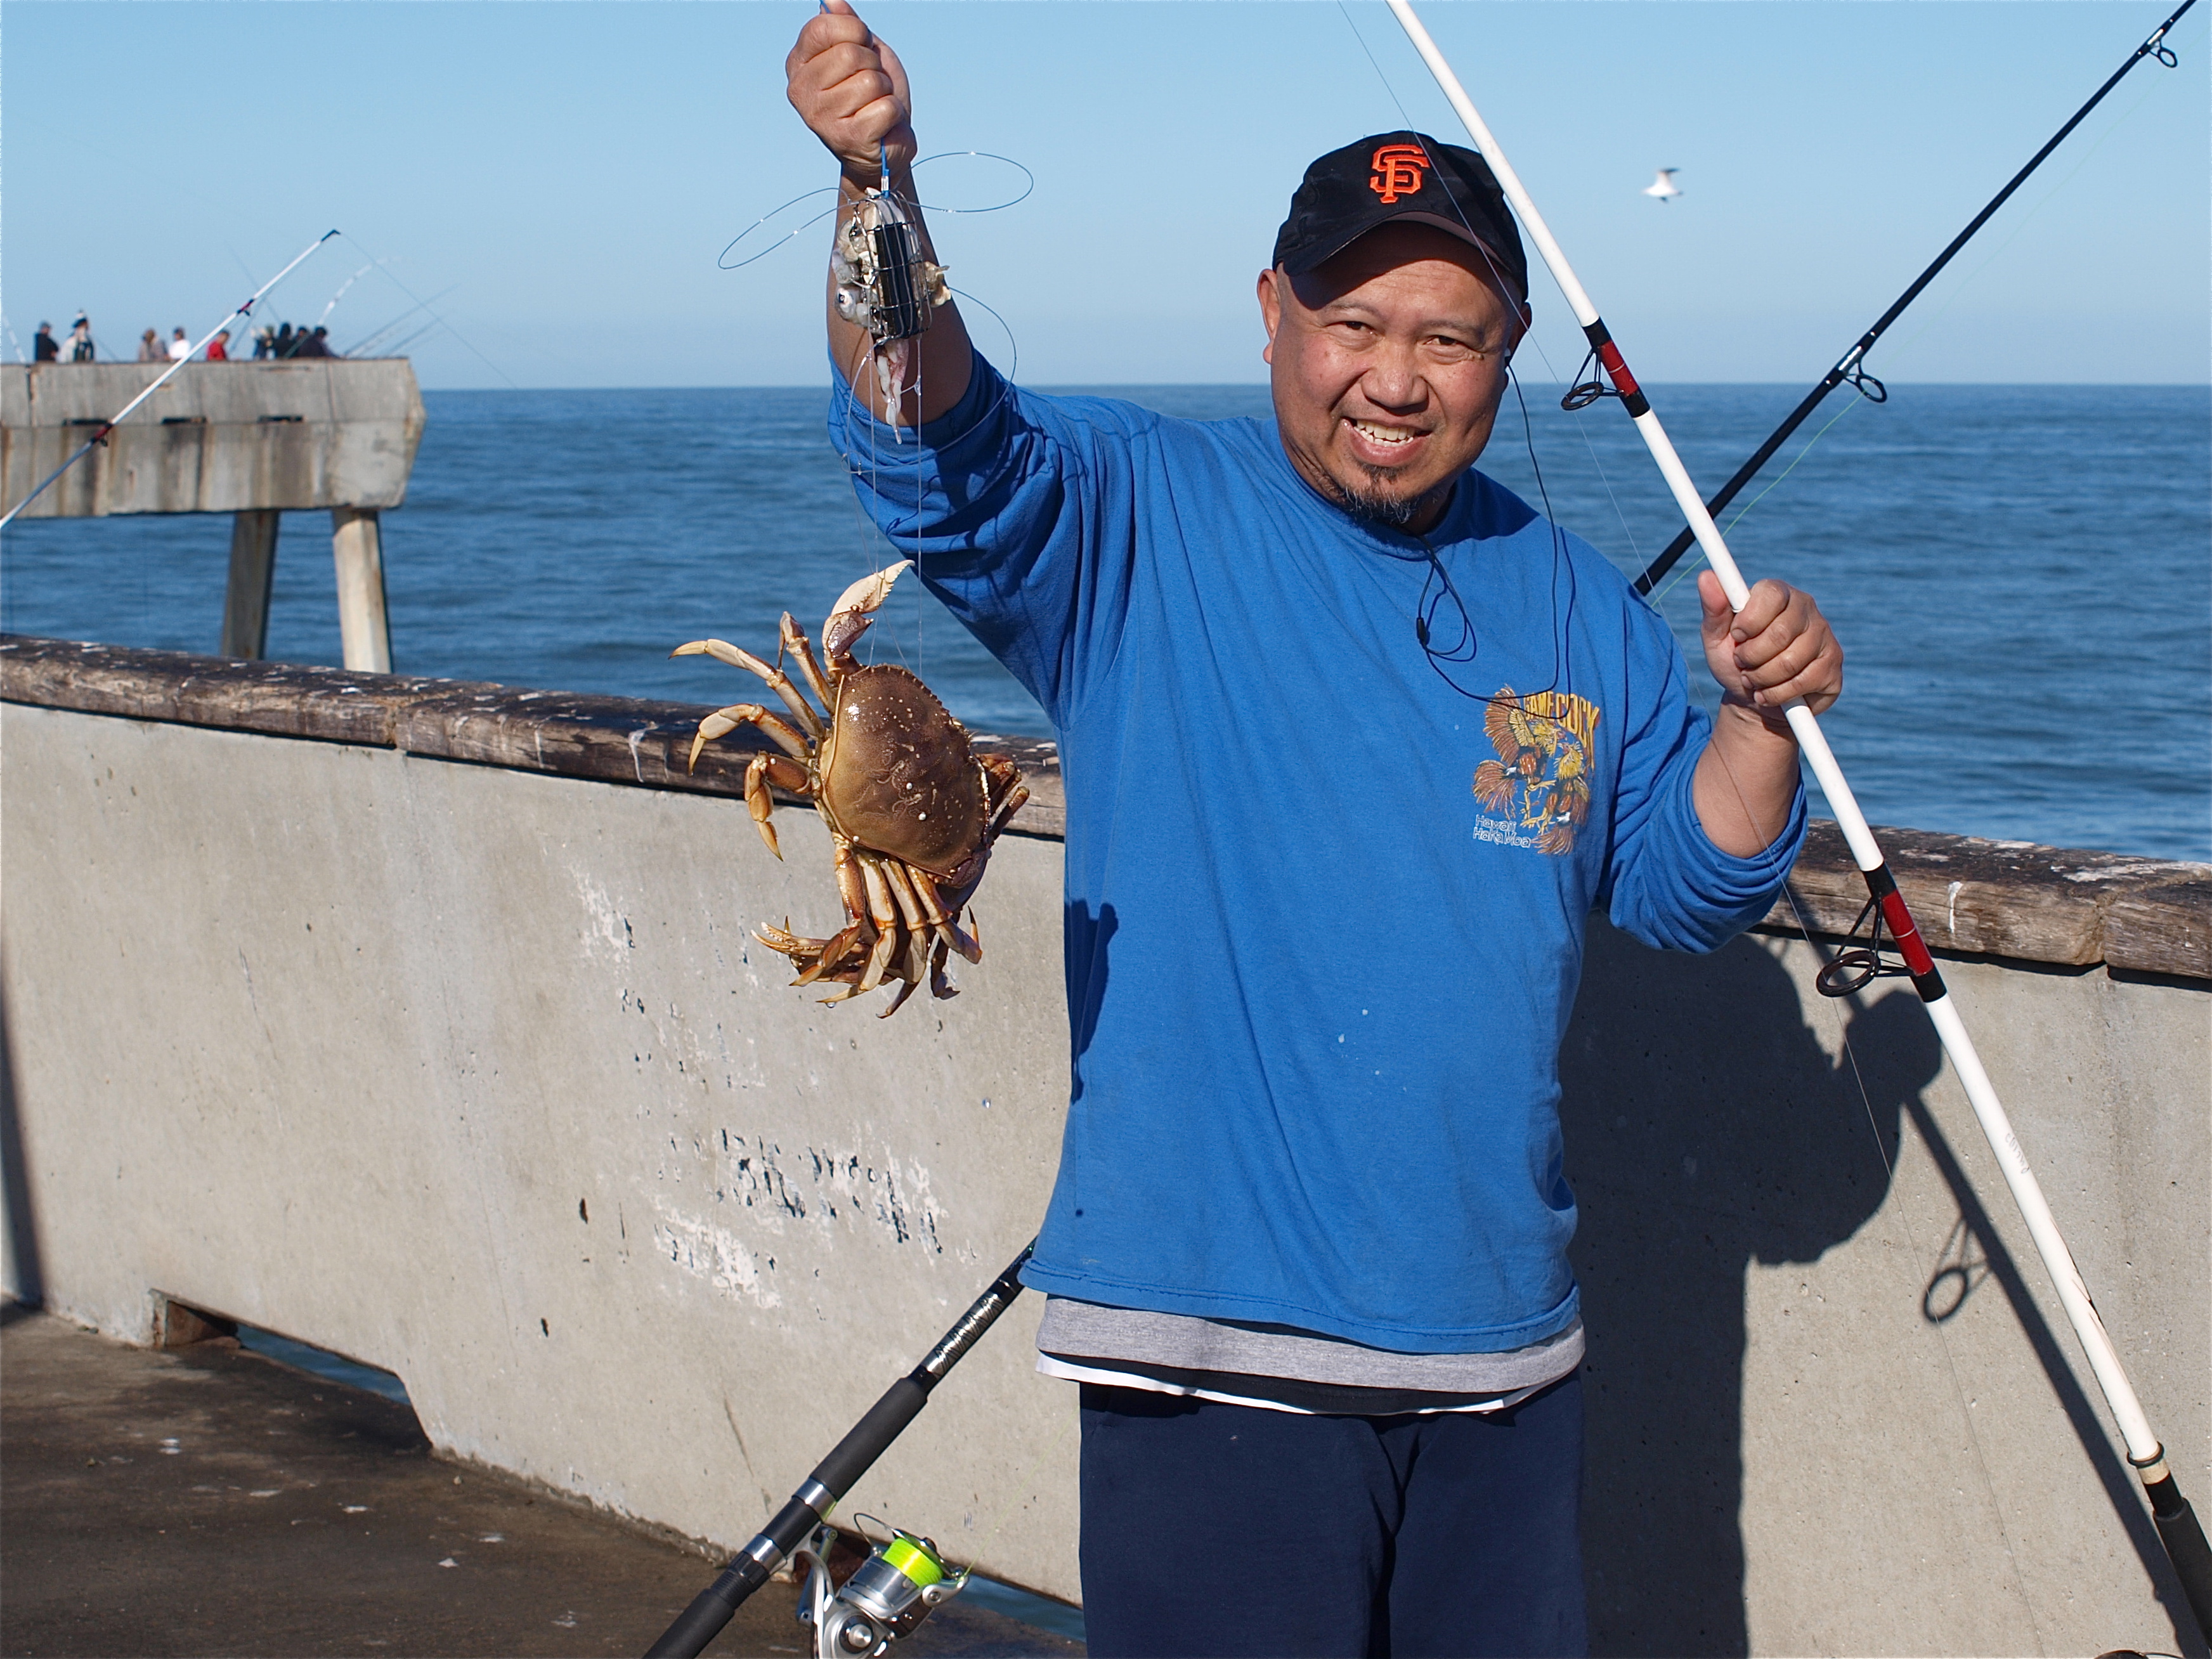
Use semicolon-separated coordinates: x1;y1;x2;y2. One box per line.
786;1;916;188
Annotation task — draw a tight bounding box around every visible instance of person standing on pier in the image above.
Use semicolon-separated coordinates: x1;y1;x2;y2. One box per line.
166;327;190;362
138;327;164;363
67;316;94;361
32;322;59;363
205;329;230;361
786;6;1844;1655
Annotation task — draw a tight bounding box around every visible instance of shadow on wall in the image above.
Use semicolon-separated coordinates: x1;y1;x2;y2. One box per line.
1559;922;1925;1658
1;963;45;1315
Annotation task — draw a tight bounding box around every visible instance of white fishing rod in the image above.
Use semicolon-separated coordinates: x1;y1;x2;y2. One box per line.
0;229;339;531
1383;0;2211;1637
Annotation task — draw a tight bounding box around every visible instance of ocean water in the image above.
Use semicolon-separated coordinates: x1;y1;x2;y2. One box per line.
4;382;2206;862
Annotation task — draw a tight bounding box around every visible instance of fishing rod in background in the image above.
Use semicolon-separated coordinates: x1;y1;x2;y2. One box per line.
0;229;339;533
1382;0;2212;1643
646;1243;1034;1659
1632;0;2198;596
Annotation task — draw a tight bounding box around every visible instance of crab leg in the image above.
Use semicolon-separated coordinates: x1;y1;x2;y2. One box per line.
792;925;870;987
908;869;982;965
874;863;934;992
793;842;876;987
754;920;831;962
880;861;930;935
779;613;836;717
887;862;976;971
852;856;903;994
743;753;812;860
685;703;809;772
928;937;958;1002
672;637;826;741
757;921;873;990
811;849;901;999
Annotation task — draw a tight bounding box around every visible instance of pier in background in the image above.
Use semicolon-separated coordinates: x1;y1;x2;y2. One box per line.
0;361;426;672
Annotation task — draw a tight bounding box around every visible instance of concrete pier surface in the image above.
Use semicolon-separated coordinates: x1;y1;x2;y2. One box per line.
0;1307;1081;1658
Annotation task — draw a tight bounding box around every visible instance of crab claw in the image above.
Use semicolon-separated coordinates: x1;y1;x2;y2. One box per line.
823;561;912;665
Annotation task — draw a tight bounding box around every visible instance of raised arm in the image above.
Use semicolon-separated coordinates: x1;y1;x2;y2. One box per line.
786;0;974;426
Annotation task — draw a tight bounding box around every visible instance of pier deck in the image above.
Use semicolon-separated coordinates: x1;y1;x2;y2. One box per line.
0;1308;1080;1658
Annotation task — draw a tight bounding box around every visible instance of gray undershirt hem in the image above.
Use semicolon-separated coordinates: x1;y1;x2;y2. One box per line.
1035;1297;1584;1395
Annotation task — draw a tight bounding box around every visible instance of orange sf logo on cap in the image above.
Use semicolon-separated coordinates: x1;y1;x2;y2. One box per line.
1369;143;1430;204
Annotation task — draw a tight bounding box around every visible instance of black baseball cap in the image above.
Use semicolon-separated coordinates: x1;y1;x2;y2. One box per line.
1273;131;1528;301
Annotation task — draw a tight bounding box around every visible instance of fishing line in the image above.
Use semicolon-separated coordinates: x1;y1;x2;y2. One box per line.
722;189;843;272
826;202;1028;575
1646;389;1875;609
1648;24;2185;608
1875;63;2190;378
1320;3;1575;711
1388;4;2212;1629
0;230;341;531
1325;29;2022;1587
1648;47;2196;588
339;232;517;390
1699;720;2051;1647
1343;0;1636;561
720;153;1034;272
1632;0;2201;595
345;286;463;360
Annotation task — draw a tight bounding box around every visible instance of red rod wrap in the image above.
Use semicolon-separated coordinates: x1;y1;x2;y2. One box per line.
1597;339;1641;399
1878;890;1938;978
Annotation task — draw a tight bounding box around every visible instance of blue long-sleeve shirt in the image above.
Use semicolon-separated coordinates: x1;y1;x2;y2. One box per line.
831;355;1804;1353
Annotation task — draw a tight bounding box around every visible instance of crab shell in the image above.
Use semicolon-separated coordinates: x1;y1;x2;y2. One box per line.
816;663;992;890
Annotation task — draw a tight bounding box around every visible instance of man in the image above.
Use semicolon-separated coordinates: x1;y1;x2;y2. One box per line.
32;322;58;363
167;327;191;362
67;316;96;362
787;8;1841;1655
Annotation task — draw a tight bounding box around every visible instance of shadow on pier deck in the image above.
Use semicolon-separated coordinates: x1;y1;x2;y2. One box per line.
0;1307;1081;1658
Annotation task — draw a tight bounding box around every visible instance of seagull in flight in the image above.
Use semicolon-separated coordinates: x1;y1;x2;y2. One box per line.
1643;167;1682;203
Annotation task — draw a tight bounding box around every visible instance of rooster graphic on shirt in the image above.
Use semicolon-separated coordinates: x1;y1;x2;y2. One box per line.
1471;687;1601;856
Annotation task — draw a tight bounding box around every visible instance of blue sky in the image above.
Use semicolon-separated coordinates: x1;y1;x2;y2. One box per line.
6;2;2206;388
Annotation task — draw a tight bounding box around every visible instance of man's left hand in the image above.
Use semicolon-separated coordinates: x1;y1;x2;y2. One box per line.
1697;571;1842;723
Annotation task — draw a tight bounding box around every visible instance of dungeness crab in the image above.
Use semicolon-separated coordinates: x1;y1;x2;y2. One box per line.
673;563;1027;1018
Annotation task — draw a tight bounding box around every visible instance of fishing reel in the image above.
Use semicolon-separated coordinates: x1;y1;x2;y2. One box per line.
833;190;950;347
792;1521;965;1659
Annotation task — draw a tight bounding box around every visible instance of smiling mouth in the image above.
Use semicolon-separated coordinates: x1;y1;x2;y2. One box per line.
1346;418;1425;450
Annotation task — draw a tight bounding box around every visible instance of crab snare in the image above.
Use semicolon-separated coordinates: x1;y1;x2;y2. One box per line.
644;1243;1034;1659
1384;0;2211;1636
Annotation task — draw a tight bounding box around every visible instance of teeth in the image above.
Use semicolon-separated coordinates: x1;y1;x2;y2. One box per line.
1350;420;1417;446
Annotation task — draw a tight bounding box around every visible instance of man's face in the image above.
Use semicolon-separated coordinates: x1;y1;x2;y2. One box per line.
1258;222;1525;535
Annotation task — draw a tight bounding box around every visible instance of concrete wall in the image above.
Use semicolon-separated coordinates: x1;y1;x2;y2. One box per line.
1;361;424;517
3;680;2206;1656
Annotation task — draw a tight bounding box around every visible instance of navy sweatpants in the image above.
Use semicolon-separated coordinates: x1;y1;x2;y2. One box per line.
1077;1372;1587;1659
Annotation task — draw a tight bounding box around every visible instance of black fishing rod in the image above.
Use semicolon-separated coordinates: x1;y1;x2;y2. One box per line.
1631;0;2197;596
646;1242;1034;1659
